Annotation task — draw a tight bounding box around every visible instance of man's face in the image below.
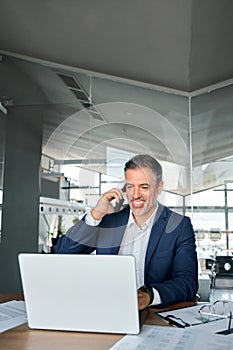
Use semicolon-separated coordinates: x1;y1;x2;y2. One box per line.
125;167;163;220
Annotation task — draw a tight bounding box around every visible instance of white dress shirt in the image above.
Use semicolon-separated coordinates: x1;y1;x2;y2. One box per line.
85;207;162;305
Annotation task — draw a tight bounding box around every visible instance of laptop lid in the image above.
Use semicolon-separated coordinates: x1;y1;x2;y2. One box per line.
18;253;140;334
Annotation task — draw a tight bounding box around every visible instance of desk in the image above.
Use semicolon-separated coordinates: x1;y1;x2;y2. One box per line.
0;294;196;350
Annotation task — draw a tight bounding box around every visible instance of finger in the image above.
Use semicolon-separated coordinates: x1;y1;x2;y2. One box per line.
138;298;148;310
104;188;123;203
137;291;150;310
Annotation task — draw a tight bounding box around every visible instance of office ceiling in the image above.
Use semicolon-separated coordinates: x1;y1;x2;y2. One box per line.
0;0;233;195
0;0;233;91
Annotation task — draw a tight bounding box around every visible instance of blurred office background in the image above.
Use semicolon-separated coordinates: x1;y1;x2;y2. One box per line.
0;0;233;297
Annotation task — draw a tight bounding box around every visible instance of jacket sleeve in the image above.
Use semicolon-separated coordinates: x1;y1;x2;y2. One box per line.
55;216;98;254
149;217;198;307
55;206;130;254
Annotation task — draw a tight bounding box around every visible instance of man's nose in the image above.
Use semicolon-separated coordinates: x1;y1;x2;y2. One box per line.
133;187;141;198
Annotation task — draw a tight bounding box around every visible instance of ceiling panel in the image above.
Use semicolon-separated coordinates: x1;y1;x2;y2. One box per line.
0;0;232;91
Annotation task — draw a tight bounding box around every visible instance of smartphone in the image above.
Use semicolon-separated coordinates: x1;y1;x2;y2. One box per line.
114;184;126;212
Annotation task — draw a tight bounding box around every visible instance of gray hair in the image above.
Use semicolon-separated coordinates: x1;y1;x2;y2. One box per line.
124;154;162;184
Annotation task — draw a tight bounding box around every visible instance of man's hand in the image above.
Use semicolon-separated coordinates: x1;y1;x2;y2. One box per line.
137;289;150;310
91;188;124;221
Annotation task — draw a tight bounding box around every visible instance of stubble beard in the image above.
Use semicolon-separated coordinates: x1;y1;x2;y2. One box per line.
129;197;158;217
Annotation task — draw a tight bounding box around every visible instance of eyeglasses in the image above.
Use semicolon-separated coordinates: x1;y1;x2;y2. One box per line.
198;300;233;335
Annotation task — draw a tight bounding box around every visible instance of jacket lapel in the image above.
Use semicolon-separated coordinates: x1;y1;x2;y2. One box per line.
144;204;168;274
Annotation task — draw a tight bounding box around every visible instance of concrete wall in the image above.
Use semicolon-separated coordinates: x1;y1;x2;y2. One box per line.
0;57;44;293
0;106;42;292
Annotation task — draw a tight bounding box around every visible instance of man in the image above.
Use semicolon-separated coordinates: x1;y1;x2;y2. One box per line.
55;154;198;309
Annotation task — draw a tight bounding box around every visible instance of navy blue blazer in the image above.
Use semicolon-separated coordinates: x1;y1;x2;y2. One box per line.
55;204;198;307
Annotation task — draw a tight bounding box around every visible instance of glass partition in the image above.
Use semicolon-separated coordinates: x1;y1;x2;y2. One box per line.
50;71;191;207
191;84;233;254
39;69;191;251
1;55;233;256
0;112;6;241
40;62;233;255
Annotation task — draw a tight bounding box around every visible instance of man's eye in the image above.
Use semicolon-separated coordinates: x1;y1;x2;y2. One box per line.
141;186;149;190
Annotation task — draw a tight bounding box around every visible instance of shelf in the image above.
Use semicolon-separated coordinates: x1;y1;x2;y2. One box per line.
40;196;86;215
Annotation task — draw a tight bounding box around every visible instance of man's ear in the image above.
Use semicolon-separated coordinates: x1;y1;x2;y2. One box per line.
157;180;163;194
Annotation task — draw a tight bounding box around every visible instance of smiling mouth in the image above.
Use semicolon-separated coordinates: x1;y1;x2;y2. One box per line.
130;199;146;207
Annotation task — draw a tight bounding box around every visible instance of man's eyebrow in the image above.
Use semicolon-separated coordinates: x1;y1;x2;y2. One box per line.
125;183;150;186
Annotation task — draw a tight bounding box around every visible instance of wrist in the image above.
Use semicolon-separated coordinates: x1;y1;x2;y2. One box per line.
91;208;105;221
139;285;154;305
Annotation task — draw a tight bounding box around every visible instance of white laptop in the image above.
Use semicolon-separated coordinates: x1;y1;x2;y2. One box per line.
18;253;141;334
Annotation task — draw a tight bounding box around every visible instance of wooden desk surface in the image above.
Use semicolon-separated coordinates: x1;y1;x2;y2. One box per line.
0;294;195;350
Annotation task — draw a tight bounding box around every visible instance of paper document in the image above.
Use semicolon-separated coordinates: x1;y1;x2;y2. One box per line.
0;300;27;333
110;324;233;350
